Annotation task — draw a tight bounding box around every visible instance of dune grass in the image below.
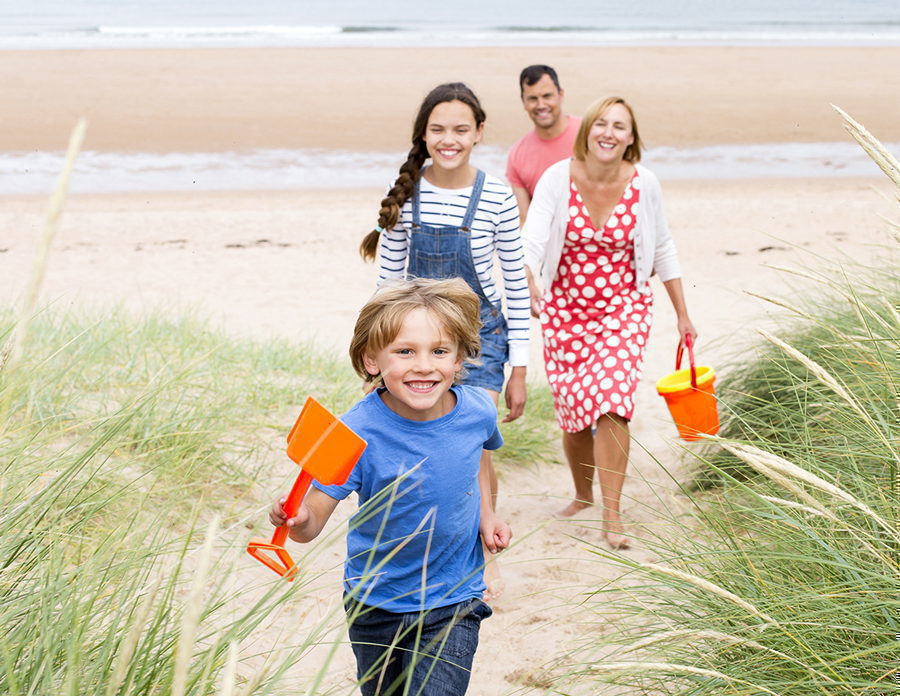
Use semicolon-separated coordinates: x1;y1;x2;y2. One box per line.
0;307;371;694
0;303;558;694
539;125;899;695
694;252;897;494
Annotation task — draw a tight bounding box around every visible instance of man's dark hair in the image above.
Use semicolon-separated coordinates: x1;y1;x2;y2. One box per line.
519;65;561;96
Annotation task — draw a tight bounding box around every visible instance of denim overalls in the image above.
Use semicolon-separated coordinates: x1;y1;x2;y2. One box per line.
406;169;508;392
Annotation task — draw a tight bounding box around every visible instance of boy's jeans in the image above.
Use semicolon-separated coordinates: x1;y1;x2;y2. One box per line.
345;597;493;696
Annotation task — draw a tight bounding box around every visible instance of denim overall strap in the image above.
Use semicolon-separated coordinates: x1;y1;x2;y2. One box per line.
459;169;485;231
411;173;423;228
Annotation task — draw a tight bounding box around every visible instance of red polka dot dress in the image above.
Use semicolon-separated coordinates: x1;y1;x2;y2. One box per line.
540;172;653;432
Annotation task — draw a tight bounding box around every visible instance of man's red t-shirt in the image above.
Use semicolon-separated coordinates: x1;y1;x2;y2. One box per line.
506;116;581;197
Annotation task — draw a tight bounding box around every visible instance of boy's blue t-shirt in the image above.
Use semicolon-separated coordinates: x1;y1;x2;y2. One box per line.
313;384;502;613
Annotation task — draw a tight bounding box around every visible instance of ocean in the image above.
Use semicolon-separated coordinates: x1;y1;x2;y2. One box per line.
3;1;898;193
4;0;900;49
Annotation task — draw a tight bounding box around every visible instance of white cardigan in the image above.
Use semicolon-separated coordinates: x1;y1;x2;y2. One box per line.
521;159;681;294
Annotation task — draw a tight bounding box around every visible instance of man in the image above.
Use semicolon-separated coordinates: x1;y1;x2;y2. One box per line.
506;65;581;222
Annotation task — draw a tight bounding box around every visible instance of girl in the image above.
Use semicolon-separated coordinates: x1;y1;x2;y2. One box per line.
270;278;511;696
359;82;529;597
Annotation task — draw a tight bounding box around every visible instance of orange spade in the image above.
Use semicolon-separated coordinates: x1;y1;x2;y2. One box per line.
247;396;366;579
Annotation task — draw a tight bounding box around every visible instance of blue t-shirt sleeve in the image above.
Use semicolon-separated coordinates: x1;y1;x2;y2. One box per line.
484;424;503;451
467;385;503;451
312;462;360;500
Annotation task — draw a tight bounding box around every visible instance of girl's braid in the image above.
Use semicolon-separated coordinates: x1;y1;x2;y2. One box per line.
360;139;428;261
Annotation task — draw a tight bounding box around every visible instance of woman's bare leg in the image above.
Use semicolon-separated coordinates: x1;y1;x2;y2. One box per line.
594;414;631;549
557;426;596;517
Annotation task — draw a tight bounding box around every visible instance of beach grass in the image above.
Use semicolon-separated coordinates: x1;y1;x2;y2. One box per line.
0;303;557;694
693;248;897;492
0;307;368;694
539;127;899;696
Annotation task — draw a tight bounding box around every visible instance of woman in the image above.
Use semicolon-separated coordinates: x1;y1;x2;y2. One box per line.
522;96;696;549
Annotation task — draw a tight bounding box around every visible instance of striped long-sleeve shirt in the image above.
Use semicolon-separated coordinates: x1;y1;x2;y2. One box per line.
377;173;530;367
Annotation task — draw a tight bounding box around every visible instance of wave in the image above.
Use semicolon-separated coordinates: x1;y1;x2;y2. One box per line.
4;24;900;49
97;24;347;37
340;26;402;34
2;142;895;196
490;25;600;33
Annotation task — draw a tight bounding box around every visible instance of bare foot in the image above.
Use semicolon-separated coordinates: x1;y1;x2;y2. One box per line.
554;499;594;519
604;519;631;550
605;531;631;550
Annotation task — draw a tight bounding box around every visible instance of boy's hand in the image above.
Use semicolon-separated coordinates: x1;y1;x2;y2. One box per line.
268;495;310;529
481;517;512;554
268;488;339;543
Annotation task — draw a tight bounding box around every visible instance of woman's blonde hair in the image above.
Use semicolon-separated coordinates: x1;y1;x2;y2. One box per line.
349;277;482;384
573;96;642;163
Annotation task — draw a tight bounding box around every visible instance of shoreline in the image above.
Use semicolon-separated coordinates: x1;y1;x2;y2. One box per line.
3;142;894;196
3;45;899;153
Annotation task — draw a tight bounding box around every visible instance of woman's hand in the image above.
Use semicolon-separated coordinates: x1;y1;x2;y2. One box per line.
525;266;542;319
678;315;698;345
662;278;697;345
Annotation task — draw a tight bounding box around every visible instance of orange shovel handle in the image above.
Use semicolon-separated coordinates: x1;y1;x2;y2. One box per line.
271;469;314;546
246;469;314;580
245;539;298;579
248;396;366;581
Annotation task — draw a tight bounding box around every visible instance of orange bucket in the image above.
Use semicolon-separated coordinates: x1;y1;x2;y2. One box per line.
655;334;719;441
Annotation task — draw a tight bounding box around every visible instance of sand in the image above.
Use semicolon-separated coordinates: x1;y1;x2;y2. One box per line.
2;45;897;694
2;46;899;152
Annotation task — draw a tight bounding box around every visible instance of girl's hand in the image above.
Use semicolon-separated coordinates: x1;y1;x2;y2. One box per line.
502;367;527;423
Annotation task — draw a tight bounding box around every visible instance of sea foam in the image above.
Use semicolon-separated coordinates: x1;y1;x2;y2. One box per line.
2;142;896;195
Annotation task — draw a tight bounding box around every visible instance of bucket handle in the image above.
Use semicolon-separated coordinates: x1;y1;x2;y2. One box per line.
675;333;698;389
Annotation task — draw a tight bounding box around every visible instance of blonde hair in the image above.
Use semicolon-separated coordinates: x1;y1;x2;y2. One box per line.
573;96;642;163
349;278;482;384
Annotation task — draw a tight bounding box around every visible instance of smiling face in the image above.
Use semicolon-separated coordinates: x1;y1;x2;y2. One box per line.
585;102;635;164
422;99;484;176
362;307;463;421
521;73;564;133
